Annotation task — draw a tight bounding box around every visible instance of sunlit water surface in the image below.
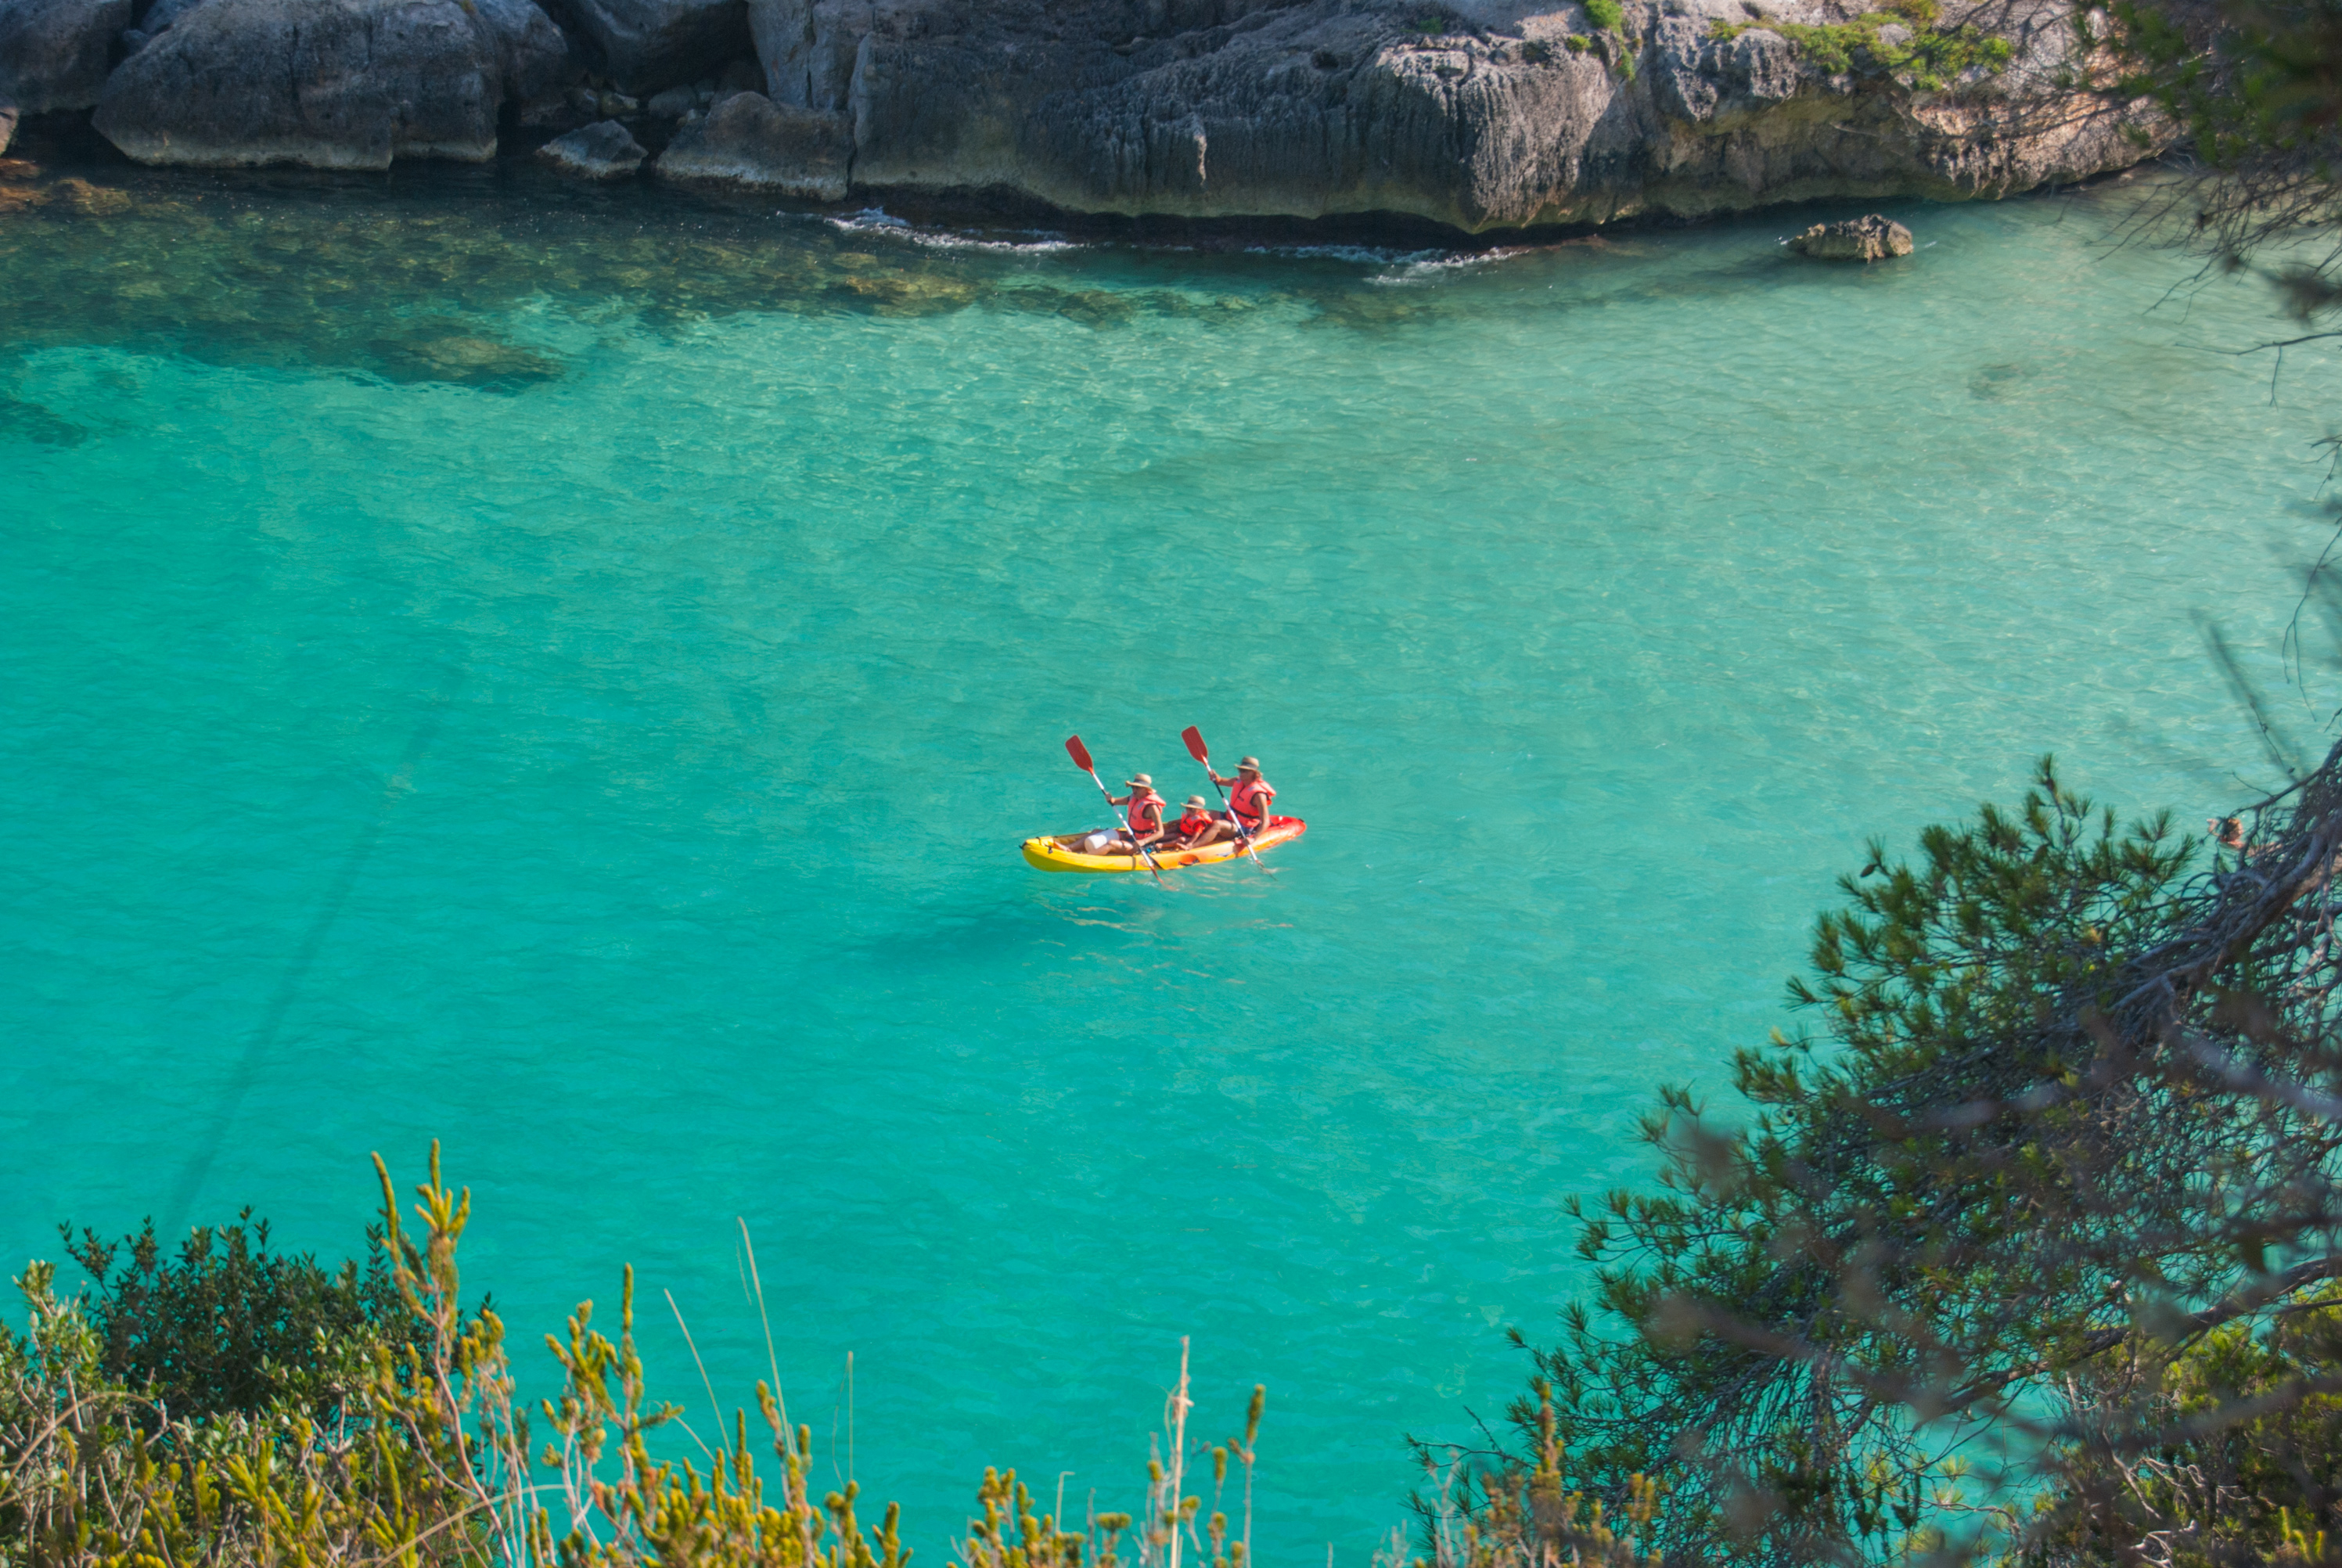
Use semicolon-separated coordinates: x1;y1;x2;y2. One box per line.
5;159;2340;1559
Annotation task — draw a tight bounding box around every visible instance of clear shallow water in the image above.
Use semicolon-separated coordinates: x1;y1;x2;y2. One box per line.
5;161;2341;1558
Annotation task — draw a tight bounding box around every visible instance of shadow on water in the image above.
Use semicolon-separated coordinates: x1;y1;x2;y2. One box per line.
812;867;1290;978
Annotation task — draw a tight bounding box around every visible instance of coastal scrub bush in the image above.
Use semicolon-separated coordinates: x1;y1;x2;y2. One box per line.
61;1210;408;1422
1481;738;2342;1563
1584;0;1626;35
0;1145;1282;1568
1712;0;2013;89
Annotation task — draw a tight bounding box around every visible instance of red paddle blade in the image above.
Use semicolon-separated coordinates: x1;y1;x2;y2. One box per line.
1065;734;1094;773
1180;725;1209;764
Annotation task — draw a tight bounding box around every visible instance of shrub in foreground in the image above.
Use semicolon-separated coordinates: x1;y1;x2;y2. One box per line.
3;1146;1671;1568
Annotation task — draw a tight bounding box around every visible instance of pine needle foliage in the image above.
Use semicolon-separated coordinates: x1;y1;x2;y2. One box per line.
1494;745;2342;1564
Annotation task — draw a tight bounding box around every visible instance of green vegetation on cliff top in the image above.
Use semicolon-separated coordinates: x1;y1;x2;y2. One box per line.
1712;0;2014;89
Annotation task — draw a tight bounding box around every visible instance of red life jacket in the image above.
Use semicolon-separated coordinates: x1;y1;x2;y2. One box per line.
1229;776;1274;828
1127;792;1165;833
1176;809;1214;838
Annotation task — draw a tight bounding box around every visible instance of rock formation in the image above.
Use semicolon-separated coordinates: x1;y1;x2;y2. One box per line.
1789;213;1916;258
539;0;750;92
0;0;131;113
536;117;648;177
654;88;850;197
746;0;2159;230
92;0;575;167
8;0;2165;231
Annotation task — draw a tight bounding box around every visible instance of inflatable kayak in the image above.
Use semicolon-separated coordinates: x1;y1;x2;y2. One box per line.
1022;815;1308;873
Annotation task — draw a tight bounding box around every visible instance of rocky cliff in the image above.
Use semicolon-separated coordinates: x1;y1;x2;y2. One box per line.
0;0;2159;231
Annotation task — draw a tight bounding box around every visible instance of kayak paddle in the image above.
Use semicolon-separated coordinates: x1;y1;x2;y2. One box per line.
1180;725;1274;874
1066;733;1167;887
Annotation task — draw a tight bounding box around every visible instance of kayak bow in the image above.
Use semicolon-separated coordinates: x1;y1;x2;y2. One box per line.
1020;815;1307;873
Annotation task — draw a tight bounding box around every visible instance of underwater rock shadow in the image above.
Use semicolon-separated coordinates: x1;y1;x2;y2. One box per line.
0;394;90;447
362;328;568;390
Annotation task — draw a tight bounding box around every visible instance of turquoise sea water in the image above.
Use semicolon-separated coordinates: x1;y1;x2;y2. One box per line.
6;163;2342;1558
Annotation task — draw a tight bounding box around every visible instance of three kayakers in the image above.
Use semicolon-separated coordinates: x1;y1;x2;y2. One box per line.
1106;773;1169;854
1210;756;1276;838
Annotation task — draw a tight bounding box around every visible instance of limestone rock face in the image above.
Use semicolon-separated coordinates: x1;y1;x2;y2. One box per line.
473;0;584;108
1788;213;1916;259
535;117;646;177
654;88;850;197
737;0;2162;231
537;0;750;93
92;0;570;167
0;0;133;113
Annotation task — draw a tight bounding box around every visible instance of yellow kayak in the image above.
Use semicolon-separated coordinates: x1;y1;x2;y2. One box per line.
1021;816;1307;873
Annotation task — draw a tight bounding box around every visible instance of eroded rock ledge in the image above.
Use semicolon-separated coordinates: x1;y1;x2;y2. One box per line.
2;0;2163;232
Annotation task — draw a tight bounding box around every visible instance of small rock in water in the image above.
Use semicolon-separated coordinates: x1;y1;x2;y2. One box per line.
1787;214;1914;261
534;117;646;179
646;85;696;119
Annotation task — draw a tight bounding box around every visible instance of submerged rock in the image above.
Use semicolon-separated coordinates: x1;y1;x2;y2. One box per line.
0;171;131;212
537;0;752;94
653;89;847;199
0;102;17;154
1788;214;1916;261
93;0;569;167
0;0;132;113
368;330;566;387
536;117;646;178
51;174;130;212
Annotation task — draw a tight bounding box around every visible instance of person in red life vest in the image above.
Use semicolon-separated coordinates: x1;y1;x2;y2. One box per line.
1106;772;1169;854
1172;795;1229;847
1209;756;1275;839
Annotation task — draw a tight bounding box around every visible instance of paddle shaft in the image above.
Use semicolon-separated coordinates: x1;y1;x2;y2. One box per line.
1182;726;1272;873
1089;770;1171;883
